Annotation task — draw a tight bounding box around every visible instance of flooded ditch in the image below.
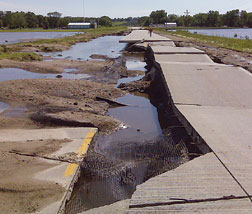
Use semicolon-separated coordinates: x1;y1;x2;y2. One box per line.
64;50;208;214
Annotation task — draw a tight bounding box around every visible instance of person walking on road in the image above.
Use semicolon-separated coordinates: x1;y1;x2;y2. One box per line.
149;28;153;37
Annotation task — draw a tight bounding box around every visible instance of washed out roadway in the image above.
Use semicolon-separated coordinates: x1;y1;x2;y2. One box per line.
120;30;252;213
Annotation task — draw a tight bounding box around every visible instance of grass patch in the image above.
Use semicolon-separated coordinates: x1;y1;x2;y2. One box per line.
157;29;252;53
0;52;42;61
112;21;127;26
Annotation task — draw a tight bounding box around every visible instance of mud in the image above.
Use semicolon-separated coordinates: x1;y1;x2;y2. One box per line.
0;139;68;214
0;78;126;134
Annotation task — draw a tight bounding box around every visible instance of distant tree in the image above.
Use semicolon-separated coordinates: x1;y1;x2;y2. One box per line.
25;12;38;28
10;12;26;29
99;16;112;27
224;9;240;27
192;13;208;27
59;17;70;28
240;10;248;27
247;13;252;27
47;12;62;18
47;12;62;28
42;17;49;29
207;11;220;27
150;10;168;24
167;14;178;23
36;15;44;28
2;11;13;27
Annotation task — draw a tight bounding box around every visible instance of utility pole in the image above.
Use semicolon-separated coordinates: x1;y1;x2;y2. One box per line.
83;0;85;23
184;9;190;31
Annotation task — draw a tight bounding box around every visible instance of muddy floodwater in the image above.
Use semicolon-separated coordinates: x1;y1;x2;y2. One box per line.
0;31;80;44
0;68;90;81
44;36;126;61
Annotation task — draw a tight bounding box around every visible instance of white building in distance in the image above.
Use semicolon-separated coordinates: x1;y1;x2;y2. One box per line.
165;22;177;28
68;23;92;29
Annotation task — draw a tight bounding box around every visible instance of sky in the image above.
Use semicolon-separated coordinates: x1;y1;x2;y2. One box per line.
0;0;252;18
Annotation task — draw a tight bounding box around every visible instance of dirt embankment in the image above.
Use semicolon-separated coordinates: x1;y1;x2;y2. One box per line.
161;33;252;73
0;78;126;134
0;54;145;134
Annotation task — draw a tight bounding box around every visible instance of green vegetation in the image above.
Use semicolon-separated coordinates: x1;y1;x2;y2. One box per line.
158;29;252;53
112;21;127;26
141;9;252;27
0;52;42;61
113;9;252;28
99;16;113;27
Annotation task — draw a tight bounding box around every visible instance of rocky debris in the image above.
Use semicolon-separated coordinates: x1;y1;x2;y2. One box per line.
118;78;151;93
95;96;127;107
90;54;112;61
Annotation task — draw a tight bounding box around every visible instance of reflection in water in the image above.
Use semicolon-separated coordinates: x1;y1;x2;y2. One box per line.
0;68;90;82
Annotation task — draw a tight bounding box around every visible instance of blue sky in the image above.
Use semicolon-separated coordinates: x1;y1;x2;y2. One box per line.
0;0;251;18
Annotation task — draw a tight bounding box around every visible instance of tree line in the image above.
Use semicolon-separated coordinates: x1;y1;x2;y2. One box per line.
0;11;113;29
2;9;252;29
117;9;252;28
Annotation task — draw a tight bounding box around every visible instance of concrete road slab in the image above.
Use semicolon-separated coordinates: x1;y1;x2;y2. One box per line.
159;63;252;108
152;46;205;54
120;30;172;43
176;105;252;196
126;153;252;213
155;53;214;63
78;200;130;214
148;41;176;47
